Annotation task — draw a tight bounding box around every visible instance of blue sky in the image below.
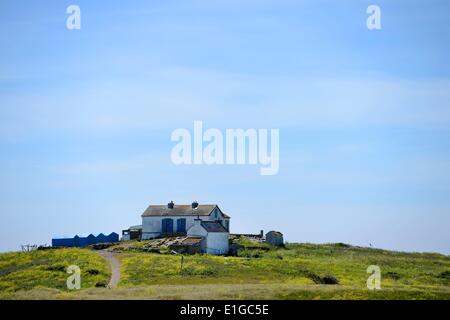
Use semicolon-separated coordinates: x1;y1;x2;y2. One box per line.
1;0;450;253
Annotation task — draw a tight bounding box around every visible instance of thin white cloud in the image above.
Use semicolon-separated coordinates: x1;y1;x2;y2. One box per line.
1;67;450;141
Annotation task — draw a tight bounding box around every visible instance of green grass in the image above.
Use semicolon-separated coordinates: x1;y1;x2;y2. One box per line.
0;248;110;298
117;242;450;290
0;242;449;299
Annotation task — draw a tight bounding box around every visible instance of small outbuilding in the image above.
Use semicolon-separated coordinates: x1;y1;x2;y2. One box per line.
187;219;229;255
265;231;284;246
121;225;142;241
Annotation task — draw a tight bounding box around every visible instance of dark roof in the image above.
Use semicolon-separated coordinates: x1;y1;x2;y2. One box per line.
267;231;283;236
201;221;228;233
142;204;230;218
53;232;118;240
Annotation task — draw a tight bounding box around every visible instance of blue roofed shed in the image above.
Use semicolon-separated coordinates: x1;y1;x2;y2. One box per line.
52;232;119;248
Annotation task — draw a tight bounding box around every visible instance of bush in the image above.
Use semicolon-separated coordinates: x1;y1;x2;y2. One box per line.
89;243;116;250
87;269;100;275
385;271;401;280
237;249;264;259
321;275;339;285
144;247;161;254
300;268;339;285
333;243;351;248
181;266;218;276
95;282;107;287
37;246;53;251
438;270;450;280
301;269;322;284
45;264;66;272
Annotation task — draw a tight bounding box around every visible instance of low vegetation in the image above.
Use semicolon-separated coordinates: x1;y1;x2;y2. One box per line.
118;241;449;290
0;240;449;299
0;248;110;298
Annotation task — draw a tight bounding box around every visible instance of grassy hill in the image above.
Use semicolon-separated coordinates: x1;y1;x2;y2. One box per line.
0;248;110;298
0;240;449;299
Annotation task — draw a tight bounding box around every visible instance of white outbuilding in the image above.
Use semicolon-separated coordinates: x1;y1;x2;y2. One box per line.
187;219;229;255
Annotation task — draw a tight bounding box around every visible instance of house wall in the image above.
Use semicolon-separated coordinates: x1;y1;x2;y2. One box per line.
142;216;199;239
186;222;208;237
186;222;207;252
205;232;229;255
211;207;230;231
142;208;230;239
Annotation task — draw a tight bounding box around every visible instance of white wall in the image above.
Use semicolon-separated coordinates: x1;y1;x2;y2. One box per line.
142;208;230;239
142;215;207;239
142;216;196;239
187;222;208;237
205;232;229;255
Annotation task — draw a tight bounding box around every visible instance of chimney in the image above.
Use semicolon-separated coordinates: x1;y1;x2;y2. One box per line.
168;201;174;209
192;201;199;209
260;230;264;238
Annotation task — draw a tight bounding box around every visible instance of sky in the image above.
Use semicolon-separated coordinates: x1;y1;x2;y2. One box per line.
0;0;450;254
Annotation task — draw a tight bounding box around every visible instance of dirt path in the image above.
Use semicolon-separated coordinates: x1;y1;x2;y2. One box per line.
97;251;120;288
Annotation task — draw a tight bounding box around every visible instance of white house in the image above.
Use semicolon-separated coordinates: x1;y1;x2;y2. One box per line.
141;201;230;254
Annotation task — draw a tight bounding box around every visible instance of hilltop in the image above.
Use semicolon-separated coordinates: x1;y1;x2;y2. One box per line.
0;239;449;300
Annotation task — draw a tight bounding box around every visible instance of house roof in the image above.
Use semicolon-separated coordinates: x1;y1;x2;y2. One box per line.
201;221;228;233
222;212;231;218
267;231;283;236
128;225;142;230
142;204;230;218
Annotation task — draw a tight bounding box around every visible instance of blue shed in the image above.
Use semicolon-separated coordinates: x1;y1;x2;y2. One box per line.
52;232;119;248
97;233;108;243
102;232;119;243
51;236;76;247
